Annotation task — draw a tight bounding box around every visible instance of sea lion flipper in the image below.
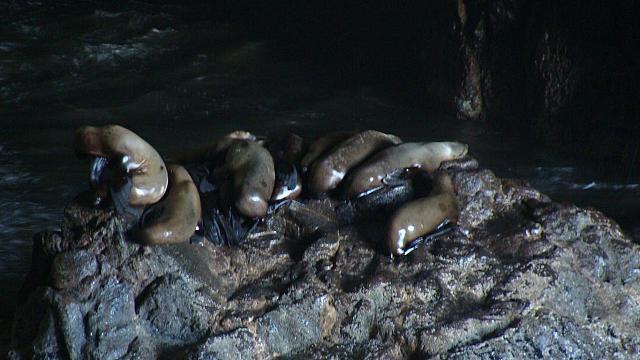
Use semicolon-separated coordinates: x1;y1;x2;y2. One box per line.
90;156;109;188
140;203;165;227
228;208;257;244
200;209;225;246
382;167;419;187
286;163;299;191
400;220;454;255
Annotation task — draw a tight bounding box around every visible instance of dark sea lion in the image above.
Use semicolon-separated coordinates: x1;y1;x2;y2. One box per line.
73;124;168;207
223;140;275;218
336;168;435;225
343;141;468;199
137;164;201;245
300;131;354;173
308;130;402;194
182;164;257;246
168;130;257;165
269;133;304;201
199;207;258;246
386;172;459;256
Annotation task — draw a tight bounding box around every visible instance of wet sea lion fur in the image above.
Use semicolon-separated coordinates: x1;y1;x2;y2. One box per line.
344;141;468;198
386;172;459;256
73;124;168;208
301;131;354;173
137;164;201;245
223;140;275;218
168;130;257;165
308;130;401;194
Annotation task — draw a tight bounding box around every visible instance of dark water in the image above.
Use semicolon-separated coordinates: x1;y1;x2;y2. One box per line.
1;0;638;350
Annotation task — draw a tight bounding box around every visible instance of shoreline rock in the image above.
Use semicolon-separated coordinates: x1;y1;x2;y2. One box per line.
9;164;640;359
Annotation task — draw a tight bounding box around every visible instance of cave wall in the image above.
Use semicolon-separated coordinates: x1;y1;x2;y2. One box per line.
434;0;639;165
201;0;640;165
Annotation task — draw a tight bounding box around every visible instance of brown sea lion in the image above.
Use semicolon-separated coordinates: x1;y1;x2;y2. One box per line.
168;130;256;165
386;172;458;256
73;124;168;207
137;164;201;245
223;140;275;218
308;130;402;194
300;131;354;173
343;141;468;198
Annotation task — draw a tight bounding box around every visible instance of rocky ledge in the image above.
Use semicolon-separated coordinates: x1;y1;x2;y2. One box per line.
9;162;640;359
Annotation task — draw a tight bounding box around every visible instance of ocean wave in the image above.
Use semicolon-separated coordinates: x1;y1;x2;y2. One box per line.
567;182;640;191
516;166;640;192
0;42;19;52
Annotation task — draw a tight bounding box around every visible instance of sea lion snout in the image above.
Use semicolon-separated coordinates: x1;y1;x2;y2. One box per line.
446;142;469;158
236;195;268;219
73;126;102;158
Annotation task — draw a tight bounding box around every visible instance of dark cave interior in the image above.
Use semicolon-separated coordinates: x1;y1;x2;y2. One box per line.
202;0;640;169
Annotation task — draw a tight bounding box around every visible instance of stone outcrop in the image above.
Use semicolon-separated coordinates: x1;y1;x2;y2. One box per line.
9;162;640;359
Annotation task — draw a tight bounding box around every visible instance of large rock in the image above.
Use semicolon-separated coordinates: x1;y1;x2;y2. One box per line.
9;162;640;359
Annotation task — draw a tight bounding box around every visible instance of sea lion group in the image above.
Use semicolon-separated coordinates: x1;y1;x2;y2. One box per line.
73;124;468;256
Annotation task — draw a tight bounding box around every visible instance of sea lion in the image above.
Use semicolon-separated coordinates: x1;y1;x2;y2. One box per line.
386;172;458;256
269;133;304;201
335;168;434;225
308;130;402;195
137;164;201;245
168;130;257;165
182;163;256;246
343;141;468;199
300;131;354;173
223;140;275;218
73;124;168;209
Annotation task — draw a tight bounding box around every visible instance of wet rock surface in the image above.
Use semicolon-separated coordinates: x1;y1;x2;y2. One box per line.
9;162;640;359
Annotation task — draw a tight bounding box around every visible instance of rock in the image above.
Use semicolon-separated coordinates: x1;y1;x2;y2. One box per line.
51;250;98;290
9;163;640;359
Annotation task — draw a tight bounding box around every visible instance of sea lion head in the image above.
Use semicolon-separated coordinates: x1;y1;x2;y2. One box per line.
441;142;469;159
73;126;104;158
215;131;257;153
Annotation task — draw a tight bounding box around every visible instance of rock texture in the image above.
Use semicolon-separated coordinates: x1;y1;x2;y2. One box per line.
9;162;640;359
